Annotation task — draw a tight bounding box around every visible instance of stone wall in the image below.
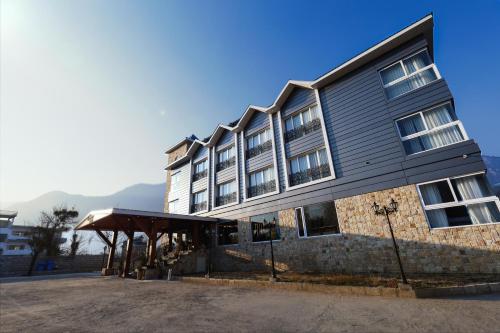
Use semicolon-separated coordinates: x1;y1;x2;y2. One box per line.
0;255;107;277
212;185;500;275
164;143;190;213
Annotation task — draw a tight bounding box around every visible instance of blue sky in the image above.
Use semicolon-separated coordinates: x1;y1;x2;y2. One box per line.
1;0;499;204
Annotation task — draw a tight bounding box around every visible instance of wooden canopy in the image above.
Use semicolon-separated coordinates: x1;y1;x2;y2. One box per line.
75;208;221;276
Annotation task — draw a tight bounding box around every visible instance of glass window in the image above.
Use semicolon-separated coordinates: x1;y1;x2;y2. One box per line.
284;105;318;131
217;221;239;245
169;200;179;213
193;190;207;204
251;212;280;242
0;233;8;242
295;201;340;237
380;49;439;99
396;103;466;155
194;160;207;174
288;148;331;186
218;181;236;196
218;146;235;163
418;173;500;228
246;128;271;150
170;171;181;192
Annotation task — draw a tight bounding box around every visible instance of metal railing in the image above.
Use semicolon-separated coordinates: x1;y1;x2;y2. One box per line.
247;180;276;198
289;164;330;187
192;169;208;182
215;192;237;206
246;140;272;158
216;156;236;172
284;118;321;143
191;201;207;213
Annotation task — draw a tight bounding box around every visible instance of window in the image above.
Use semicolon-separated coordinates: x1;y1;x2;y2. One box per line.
288;148;330;186
216;146;236;171
251;212;280;242
169;199;179;213
284;105;321;142
216;181;237;206
380;49;440;99
418;173;500;228
0;234;7;242
8;245;25;251
217;221;239;245
170;171;181;192
247;167;275;198
193;160;208;181
396;103;467;155
246;128;272;158
191;190;207;213
295;201;340;237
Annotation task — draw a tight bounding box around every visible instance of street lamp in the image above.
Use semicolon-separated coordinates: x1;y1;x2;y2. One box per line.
266;218;277;281
371;198;408;284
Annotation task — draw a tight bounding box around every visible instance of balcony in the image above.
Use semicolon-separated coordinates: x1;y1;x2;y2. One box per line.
191;201;207;213
192;170;208;182
247;180;276;198
246;140;272;159
284;118;321;143
216;156;236;172
215;192;237;207
289;164;331;187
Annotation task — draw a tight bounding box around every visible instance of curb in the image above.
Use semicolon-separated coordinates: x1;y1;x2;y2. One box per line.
179;277;500;298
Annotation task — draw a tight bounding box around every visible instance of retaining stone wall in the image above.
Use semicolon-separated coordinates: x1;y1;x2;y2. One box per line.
212;185;500;275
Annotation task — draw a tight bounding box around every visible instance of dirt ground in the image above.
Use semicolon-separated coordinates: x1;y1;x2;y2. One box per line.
1;275;499;333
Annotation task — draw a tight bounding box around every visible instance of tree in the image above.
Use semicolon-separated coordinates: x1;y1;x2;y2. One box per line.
27;206;79;275
69;231;81;256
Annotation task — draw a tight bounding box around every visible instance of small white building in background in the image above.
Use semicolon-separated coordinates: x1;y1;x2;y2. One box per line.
0;210;32;255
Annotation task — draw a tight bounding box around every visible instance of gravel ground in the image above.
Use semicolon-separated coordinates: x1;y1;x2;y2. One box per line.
0;276;499;333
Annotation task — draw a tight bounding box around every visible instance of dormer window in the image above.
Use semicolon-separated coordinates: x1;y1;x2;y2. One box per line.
246;128;272;158
192;159;208;181
288;148;330;187
216;146;236;171
284;105;321;143
380;49;440;99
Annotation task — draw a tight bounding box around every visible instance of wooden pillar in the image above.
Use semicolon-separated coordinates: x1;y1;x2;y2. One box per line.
168;232;173;252
106;230;118;269
147;226;158;267
123;232;134;277
192;223;200;250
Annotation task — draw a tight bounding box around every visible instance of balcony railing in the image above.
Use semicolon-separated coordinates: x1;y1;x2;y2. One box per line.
289;164;331;187
246;140;272;159
215;192;237;207
247;180;276;198
216;156;236;172
191;201;207;213
284;118;321;143
192;169;208;182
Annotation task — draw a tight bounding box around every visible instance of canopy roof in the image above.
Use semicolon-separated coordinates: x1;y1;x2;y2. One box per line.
75;208;220;233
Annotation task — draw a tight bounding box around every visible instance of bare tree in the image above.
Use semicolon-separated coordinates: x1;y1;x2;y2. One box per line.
27;206;79;275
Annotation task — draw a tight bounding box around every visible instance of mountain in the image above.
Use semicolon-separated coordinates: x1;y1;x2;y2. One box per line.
8;183;166;226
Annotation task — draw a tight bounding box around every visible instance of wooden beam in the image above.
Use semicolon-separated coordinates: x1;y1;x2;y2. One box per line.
95;230;112;247
106;230;118;269
123;232;134;277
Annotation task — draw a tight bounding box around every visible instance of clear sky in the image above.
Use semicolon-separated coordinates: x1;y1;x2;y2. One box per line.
1;0;499;205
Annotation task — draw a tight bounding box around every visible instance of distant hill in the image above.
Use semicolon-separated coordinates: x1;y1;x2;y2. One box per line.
8;183;166;226
483;155;500;188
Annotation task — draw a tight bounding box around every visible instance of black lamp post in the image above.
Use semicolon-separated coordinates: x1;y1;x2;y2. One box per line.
101;246;107;269
371;198;408;284
266;218;277;280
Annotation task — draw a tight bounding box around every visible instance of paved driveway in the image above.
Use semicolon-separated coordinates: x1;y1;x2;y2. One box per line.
1;276;499;332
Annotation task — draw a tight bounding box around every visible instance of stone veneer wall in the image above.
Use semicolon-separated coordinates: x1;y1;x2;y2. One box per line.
164;143;190;213
212;185;500;275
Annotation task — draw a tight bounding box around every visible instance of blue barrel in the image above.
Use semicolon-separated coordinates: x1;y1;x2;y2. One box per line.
36;260;47;271
46;260;55;271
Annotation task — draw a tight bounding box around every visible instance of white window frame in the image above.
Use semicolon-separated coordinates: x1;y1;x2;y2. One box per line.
248;167;275;188
379;49;441;99
288;148;328;174
416;171;500;230
395;102;469;155
218;145;235;163
246;128;271;150
192;190;207;204
294;203;342;239
168;199;179;214
170;171;181;192
193;159;208;174
284;104;318;132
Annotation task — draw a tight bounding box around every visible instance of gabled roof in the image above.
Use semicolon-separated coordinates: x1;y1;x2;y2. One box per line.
205;124;235;147
233;105;269;131
267;80;313;113
165;138;209;170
